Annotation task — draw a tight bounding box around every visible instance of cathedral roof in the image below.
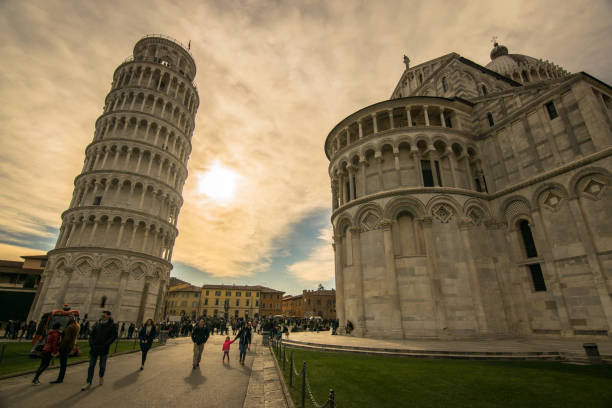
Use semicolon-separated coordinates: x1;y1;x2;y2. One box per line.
485;42;568;82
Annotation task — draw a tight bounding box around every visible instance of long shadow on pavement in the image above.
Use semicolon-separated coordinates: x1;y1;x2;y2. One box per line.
45;386;98;408
112;369;142;389
184;368;206;389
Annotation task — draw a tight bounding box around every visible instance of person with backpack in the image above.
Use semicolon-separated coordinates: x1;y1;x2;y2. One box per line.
51;316;80;384
32;323;61;385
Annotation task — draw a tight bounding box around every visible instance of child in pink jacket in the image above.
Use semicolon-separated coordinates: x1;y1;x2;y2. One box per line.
222;336;235;363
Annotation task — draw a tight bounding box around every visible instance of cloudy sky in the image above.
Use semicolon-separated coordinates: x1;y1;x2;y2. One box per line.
1;0;611;295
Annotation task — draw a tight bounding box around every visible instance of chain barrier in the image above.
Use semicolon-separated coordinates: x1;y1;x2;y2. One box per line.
270;339;336;408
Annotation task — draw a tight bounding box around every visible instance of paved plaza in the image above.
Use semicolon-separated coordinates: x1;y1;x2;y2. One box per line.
0;334;283;408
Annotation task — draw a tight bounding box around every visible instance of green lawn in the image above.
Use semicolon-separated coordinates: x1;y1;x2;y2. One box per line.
0;340;158;376
273;346;612;408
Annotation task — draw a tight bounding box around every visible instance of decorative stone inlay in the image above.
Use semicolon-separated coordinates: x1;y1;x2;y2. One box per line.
360;212;380;231
541;190;563;211
432;203;454;223
131;264;146;279
466;207;484;226
104;260;121;275
583;178;605;200
76;259;92;276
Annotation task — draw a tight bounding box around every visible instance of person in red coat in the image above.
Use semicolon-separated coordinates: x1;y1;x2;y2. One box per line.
32;322;61;385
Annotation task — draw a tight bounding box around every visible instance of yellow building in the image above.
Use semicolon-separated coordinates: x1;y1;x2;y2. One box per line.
201;284;261;319
165;284;202;319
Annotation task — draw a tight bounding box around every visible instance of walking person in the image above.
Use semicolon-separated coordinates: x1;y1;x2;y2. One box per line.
127;322;135;339
139;318;157;370
51;316;80;384
191;318;210;369
32;323;61;385
81;310;118;391
120;322;126;339
234;323;250;365
222;336;235;364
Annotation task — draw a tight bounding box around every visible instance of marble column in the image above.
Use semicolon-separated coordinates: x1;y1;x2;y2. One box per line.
350;226;367;336
333;238;346;334
381;219;404;338
458;221;488;333
137;276;153;325
359;158;367;197
424;105;430;126
406;107;412;127
154;279;167;322
358;121;363;139
348;166;356;201
114;270;130;321
372;114;378;133
28;269;54;322
83;268;102;319
55;267;74;309
420;217;447;336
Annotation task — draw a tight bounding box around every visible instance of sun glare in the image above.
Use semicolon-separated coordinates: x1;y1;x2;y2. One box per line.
197;162;240;204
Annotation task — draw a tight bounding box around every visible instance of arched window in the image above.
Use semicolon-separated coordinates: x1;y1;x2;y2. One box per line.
481;85;487;95
442;77;448;92
518;220;547;291
100;295;107;308
487;112;494;127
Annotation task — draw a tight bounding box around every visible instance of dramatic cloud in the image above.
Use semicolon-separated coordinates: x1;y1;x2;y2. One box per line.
288;226;334;283
0;0;610;293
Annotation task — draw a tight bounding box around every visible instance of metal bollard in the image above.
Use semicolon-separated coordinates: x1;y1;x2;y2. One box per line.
282;345;286;371
301;362;306;408
289;350;294;387
329;389;335;408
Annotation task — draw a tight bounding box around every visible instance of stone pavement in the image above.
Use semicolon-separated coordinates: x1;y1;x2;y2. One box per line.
0;333;273;408
283;331;612;359
243;342;289;408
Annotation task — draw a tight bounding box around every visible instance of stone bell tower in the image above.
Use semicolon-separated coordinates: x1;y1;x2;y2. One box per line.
31;35;199;324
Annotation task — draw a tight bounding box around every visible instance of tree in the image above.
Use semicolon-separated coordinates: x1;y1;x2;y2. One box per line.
22;275;37;289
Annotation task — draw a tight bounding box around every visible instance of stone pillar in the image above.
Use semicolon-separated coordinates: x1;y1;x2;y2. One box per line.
333;238;346;334
154;279;167;322
348;166;356;201
115;222;126;246
349;226;367;336
448;150;458;187
420;217;447;336
388;110;394;129
358;121;363;139
530;210;573;336
83;268;102;319
359;157;367;197
28;269;53;322
375;152;384;191
381;219;404;338
406;107;412;127
458;221;488;333
423;105;430;126
137;276;153;325
440;109;446;127
413;149;423;187
566;198;612;335
114;270;130;321
372;114;378;133
55;267;74;309
464;156;476;190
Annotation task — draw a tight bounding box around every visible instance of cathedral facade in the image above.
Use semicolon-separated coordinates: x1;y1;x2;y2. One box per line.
326;42;612;339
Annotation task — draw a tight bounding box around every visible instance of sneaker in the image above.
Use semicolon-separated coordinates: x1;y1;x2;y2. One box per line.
81;383;91;391
99;377;104;386
32;379;40;386
49;380;62;384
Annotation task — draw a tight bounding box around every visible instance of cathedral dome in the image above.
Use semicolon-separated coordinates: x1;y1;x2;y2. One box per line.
485;42;568;84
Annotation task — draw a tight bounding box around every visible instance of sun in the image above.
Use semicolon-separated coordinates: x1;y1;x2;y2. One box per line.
197;162;240;205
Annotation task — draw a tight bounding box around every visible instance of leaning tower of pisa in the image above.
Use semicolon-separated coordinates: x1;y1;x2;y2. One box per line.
31;35;199;324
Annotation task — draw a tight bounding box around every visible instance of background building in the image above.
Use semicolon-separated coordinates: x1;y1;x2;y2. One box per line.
165;283;201;319
327;41;612;339
281;288;336;319
0;254;46;321
259;287;284;317
200;284;261;319
33;35;199;324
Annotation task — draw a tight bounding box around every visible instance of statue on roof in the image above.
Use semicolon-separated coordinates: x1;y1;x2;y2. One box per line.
403;55;410;70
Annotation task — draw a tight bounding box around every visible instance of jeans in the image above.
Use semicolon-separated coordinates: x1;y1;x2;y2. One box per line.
141;346;150;365
34;351;52;380
56;348;70;381
193;343;204;366
86;351;108;383
239;343;247;361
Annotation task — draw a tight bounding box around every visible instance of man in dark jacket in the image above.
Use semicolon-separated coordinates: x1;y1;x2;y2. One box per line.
82;311;117;390
234;324;251;365
51;316;80;384
191;319;209;369
127;322;135;339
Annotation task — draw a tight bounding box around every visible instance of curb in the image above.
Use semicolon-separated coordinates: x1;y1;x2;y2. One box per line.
269;345;295;408
0;342;167;380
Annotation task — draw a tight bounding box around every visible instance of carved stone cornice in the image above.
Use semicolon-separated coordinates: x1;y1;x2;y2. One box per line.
379;219;393;231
